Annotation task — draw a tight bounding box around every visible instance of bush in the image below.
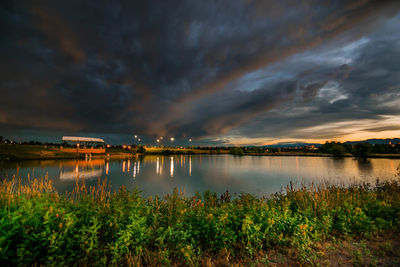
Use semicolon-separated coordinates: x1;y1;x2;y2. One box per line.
1;177;400;265
229;147;244;156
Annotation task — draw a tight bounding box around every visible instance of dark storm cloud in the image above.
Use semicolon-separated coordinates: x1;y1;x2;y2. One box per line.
229;16;400;142
0;0;399;143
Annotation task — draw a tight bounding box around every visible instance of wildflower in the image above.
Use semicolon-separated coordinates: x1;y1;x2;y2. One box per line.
56;213;59;218
49;206;53;213
59;223;63;229
299;224;308;231
220;213;228;222
180;208;187;215
206;213;213;220
268;218;275;225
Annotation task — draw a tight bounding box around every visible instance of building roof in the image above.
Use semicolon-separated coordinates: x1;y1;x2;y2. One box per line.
62;136;105;143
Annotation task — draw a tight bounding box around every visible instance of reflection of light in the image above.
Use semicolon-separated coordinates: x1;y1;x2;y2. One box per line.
296;157;299;170
189;155;192;176
156;157;160;174
137;160;140;174
127;160;131;172
122;161;126;172
170;157;174;177
106;144;111;148
105;161;109;175
181;155;183;168
160;157;163;175
133;162;137;179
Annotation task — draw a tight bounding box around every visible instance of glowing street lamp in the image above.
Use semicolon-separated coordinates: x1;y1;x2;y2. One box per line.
189;138;192;142
170;137;174;142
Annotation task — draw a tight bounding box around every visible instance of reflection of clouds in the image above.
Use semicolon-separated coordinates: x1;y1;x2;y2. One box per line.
47;155;400;196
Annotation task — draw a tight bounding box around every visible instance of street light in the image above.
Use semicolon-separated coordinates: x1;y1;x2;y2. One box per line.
170;137;174;142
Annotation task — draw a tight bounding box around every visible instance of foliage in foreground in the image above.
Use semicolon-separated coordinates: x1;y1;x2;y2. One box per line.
1;176;400;266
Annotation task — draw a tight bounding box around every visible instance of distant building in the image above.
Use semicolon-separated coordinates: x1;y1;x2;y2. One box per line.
60;136;106;154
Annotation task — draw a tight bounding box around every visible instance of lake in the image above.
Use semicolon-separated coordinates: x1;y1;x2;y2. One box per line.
1;155;399;196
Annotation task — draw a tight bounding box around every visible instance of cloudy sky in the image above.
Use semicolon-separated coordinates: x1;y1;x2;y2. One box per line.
1;0;400;145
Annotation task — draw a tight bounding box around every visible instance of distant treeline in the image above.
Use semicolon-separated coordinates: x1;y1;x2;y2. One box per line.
318;141;400;157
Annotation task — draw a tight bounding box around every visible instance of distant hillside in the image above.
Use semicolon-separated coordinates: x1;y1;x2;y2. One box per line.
262;142;321;148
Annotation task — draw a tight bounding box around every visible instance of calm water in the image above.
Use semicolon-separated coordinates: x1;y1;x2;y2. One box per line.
1;155;399;196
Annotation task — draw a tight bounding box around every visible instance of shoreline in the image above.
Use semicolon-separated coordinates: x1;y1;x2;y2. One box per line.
1;144;400;161
1;151;400;161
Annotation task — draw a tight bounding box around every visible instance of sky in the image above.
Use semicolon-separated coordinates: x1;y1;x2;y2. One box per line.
1;0;400;145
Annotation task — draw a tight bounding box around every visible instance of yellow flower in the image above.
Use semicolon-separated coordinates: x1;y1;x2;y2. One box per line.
206;213;213;220
268;218;275;225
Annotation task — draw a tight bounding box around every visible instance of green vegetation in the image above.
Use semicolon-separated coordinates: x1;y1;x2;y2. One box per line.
1;176;400;266
319;141;400;157
229;147;244;156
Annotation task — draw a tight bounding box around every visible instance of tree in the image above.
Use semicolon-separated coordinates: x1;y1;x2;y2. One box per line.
137;145;146;154
229;147;244;156
331;144;347;157
353;143;373;157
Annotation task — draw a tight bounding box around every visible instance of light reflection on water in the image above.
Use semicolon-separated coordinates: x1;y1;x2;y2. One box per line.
0;155;399;196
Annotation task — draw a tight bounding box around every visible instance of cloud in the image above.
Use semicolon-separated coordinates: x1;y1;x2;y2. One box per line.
0;0;399;144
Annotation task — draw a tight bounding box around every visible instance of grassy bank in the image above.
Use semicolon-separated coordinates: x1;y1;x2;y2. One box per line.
1;177;400;266
0;144;135;161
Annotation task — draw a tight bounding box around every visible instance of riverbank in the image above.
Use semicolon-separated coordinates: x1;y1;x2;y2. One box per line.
1;144;400;161
0;144;136;161
1;177;399;265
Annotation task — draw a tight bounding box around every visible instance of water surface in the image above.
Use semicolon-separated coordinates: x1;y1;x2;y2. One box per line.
1;155;399;196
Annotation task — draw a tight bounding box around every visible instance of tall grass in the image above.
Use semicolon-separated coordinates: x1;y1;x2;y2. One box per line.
1;175;400;265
